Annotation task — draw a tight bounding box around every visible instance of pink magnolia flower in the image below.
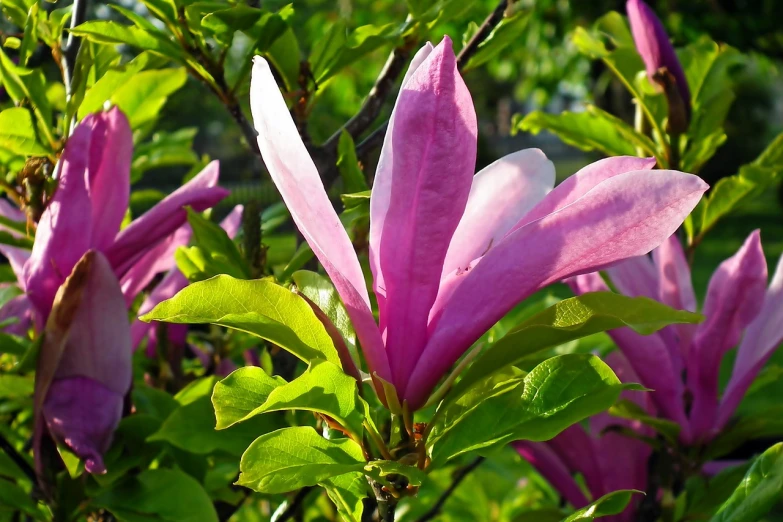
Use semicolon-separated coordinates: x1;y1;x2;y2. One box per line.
627;0;691;115
569;231;783;442
25;107;228;474
515;354;651;522
249;37;707;410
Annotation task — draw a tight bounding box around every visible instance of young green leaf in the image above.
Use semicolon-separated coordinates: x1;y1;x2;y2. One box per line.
561;490;642;521
711;443;783;522
0;108;50;156
141;275;341;366
463;10;530;70
336;130;369;194
292;270;357;351
451;292;702;402
237;426;365;494
227;360;364;438
212;366;286;429
184;207;250;279
428;354;632;464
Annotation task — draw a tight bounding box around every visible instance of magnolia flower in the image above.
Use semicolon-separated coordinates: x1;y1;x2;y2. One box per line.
569;231;783;442
627;0;691;119
25;107;228;474
250;37;707;410
515;355;651;522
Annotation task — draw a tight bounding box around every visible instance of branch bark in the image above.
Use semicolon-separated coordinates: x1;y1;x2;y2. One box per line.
415;456;485;522
61;0;88;98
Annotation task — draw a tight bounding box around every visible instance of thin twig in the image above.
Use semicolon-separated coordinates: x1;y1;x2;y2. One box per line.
356;0;509;159
61;0;88;98
0;433;36;485
275;486;314;522
415;457;485;522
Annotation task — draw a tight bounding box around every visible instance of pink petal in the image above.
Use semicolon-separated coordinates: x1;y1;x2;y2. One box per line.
51;251;132;396
548;424;606;498
106;161;228;278
513;440;589;508
369;42;434;326
688;230;767;440
0;293;34;336
367;37;478;391
83;108;133;251
249;56;389;382
440;148;554;279
653;233;697;359
42;376;124;474
24;124;94;320
717;250;783;430
406;169;707;408
507;156;657;235
132;269;189;351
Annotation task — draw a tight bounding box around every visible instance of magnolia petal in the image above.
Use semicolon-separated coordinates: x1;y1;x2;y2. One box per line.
548;425;606;498
0;293;34;336
507;156;657;235
406;169;707;408
440;148;554;278
369;37;477;391
24;124;93;320
653;233;697;358
688;230;767;440
626;0;691;112
52;251;132;396
369;42;434;324
249;56;389;382
42;376;124;474
717;251;783;430
514;441;589;508
132;269;189;351
83;108;133;251
106;161;228;278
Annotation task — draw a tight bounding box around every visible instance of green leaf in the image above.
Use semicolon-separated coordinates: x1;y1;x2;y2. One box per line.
609;399;681;443
141;275;340;366
292;270;357;353
321;472;369;522
78;51;158;119
686;463;751;519
310;21;347;83
237;426;365;494
363;460;428;487
1;0;35;27
0;48;54;147
70;21;183;60
336;130;369;193
428;354;630;464
313;24;397;83
19;3;40;67
0;108;50;156
232;359;364;437
109;68;187;128
561;490;642;521
93;468;219;522
148;378;283;456
182;207;250;279
212;366;286;429
0;374;34;398
463;10;530;70
132;128;199;182
711;443;783;522
0;480;42;517
452;292;702;402
514;108;642;158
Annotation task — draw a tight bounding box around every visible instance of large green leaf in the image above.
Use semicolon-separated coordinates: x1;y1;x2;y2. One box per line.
93;468;219;522
428;354;632;464
132;128;199;182
109;68;187;128
292;270;358;354
237;427;365;494
451;292;702;402
177;207;250;280
313;23;398;83
561;490;641;521
463;10;530;70
711;443;783;522
141;275;340;365
70;21;184;62
231;359;364;438
0;108;50;156
212;366;286;429
78;52;158;119
514;107;652;159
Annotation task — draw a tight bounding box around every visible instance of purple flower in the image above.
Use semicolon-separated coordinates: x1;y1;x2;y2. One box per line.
569;231;782;442
627;0;691;119
249;37;707;410
25;107;228;474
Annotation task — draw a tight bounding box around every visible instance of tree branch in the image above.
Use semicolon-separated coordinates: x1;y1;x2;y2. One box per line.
415;456;485;522
355;0;509;160
275;486;314;522
61;0;88;98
